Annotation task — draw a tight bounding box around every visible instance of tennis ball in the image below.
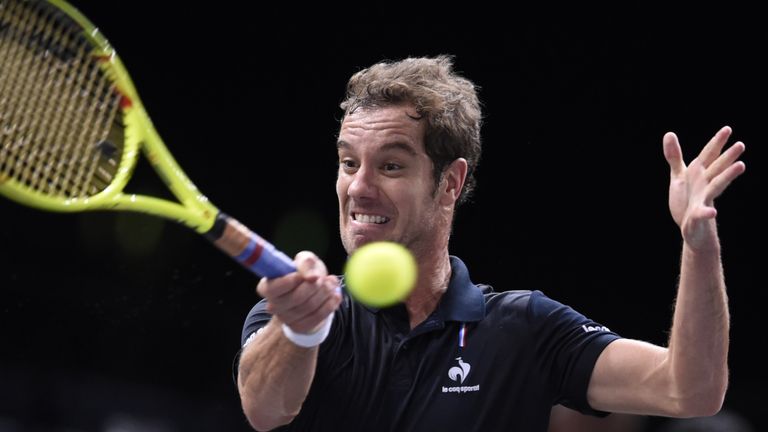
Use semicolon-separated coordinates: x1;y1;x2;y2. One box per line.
344;241;418;308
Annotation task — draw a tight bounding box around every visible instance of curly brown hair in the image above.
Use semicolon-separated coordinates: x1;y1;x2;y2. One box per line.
340;55;482;206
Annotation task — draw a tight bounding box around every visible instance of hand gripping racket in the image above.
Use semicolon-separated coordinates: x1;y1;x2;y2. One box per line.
0;0;296;278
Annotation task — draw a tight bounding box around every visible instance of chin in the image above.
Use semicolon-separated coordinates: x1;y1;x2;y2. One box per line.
344;234;390;253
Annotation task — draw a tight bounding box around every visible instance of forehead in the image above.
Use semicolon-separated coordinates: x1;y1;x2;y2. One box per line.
339;104;426;151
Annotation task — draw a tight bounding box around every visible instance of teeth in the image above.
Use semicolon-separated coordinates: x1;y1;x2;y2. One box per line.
355;213;389;224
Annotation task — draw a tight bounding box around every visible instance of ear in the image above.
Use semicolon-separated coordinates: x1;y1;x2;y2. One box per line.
438;158;468;207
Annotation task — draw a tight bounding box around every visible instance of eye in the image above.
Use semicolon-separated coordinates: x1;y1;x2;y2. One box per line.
339;159;357;172
383;163;402;172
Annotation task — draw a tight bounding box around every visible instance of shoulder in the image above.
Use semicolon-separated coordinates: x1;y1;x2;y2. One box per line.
484;288;553;312
484;289;588;326
481;289;534;327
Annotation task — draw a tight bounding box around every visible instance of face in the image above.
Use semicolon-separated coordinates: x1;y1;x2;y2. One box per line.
336;104;451;257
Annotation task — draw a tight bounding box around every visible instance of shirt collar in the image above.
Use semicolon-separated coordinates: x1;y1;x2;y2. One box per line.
438;256;486;322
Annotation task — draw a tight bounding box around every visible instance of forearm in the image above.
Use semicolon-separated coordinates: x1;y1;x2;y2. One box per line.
667;226;729;415
238;318;318;431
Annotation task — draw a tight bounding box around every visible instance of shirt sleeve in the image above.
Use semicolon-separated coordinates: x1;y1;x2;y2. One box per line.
241;299;272;346
232;299;272;385
528;290;621;416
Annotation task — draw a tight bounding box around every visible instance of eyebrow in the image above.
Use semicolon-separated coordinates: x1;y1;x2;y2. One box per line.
336;140;418;156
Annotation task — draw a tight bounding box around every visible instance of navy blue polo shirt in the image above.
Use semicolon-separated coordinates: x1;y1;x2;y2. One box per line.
239;256;620;432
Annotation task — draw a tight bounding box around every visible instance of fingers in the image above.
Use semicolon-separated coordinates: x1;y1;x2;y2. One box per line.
286;277;341;333
663;132;685;177
706;160;747;203
705;141;745;181
665;125;746;187
295;250;328;281
665;126;736;174
691;204;718;221
256;251;327;299
256;272;303;299
255;251;342;334
693;127;746;203
272;275;340;330
696;125;733;168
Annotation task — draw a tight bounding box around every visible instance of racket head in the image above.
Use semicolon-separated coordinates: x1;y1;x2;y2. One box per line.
0;0;141;210
1;0;218;232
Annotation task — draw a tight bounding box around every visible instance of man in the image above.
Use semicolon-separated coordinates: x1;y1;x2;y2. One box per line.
235;56;745;431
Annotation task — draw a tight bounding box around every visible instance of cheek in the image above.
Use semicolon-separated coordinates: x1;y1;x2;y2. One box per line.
395;185;434;219
336;177;352;224
335;177;346;201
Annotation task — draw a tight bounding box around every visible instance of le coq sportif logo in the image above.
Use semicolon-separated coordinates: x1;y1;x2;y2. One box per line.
448;357;471;384
442;357;480;394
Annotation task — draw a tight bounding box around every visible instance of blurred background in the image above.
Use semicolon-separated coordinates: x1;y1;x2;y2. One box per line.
1;2;765;431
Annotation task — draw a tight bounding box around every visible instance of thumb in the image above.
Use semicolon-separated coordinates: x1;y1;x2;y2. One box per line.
294;251;328;281
663;132;685;177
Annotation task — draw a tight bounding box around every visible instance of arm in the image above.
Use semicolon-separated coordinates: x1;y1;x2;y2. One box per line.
238;252;342;431
587;126;746;417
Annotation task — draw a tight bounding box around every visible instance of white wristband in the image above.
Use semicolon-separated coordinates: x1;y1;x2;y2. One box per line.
281;313;334;348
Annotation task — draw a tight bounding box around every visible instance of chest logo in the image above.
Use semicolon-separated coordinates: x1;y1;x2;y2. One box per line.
448;357;471;383
442;357;481;394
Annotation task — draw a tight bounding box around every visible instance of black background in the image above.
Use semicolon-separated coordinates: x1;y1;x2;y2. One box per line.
1;3;765;431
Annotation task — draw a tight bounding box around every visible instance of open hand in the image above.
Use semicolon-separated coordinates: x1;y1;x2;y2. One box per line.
663;126;746;250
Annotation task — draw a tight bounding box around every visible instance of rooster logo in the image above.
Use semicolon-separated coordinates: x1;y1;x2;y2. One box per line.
448;357;471;384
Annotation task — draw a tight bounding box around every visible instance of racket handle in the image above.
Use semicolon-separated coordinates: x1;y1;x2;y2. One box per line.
204;213;297;278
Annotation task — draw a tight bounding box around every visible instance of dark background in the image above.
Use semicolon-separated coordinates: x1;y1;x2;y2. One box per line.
1;3;765;431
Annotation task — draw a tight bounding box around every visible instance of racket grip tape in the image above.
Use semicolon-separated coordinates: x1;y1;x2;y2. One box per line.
204;213;296;278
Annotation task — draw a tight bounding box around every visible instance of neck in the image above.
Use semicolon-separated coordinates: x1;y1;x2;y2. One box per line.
404;248;452;329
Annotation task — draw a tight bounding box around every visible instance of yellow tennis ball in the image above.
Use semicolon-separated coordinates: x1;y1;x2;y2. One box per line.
344;241;418;308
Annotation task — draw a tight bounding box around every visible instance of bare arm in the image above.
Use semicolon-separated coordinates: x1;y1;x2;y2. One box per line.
587;126;746;417
238;252;342;431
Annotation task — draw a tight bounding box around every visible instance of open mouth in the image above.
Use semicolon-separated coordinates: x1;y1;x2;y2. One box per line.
353;213;390;224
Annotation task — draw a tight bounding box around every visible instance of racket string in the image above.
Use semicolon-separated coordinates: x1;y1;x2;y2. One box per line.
0;0;31;168
0;0;47;180
16;5;69;191
2;3;76;193
36;21;95;195
1;0;123;198
77;58;123;196
56;43;104;196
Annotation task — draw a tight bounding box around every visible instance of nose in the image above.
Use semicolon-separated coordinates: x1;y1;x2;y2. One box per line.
347;164;378;200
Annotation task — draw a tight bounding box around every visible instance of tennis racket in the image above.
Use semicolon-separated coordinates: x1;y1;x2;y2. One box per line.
0;0;296;278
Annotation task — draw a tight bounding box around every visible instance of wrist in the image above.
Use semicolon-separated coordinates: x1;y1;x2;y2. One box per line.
281;314;334;348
